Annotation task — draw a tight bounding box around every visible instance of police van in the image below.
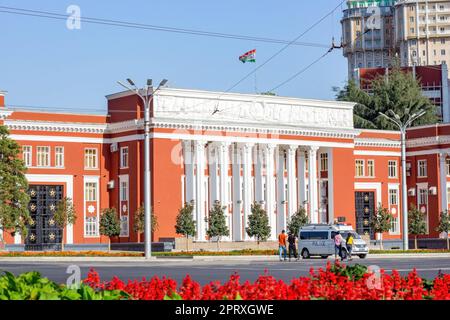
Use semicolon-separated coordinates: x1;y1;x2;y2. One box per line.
298;224;369;259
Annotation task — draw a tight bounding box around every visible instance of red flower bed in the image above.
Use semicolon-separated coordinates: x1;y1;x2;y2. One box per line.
83;262;450;300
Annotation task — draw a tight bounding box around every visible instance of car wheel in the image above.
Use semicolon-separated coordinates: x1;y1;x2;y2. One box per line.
359;254;367;259
301;249;310;259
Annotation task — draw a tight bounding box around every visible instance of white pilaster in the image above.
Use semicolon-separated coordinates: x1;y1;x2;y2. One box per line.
208;144;219;206
276;147;286;233
219;142;231;240
194;140;207;241
254;145;264;202
242;143;254;241
440;152;448;212
327;148;334;224
297;149;307;210
287;145;298;218
232;144;243;241
182;141;195;203
308;146;319;223
265;144;277;240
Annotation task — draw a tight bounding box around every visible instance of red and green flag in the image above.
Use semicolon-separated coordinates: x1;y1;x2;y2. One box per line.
239;49;256;63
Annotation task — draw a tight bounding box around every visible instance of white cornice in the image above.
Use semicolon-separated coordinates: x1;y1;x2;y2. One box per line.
354;138;401;148
4;120;107;134
406;135;450;148
106;87;356;110
0;108;12;119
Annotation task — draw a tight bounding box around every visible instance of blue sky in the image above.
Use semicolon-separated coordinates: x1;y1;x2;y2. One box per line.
0;0;348;113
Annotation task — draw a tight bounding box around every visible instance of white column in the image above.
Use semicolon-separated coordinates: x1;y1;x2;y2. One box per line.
254;145;264;202
265;144;277;240
297;149;307;210
194;140;207;241
327;148;334;224
440;152;448;213
287;145;298;218
182;141;195;203
242;143;254;241
208;144;219;206
308;146;319;223
276;147;286;233
219;142;231;241
232;144;243;241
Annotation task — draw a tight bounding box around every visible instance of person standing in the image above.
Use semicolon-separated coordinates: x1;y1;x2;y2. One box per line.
287;231;299;261
346;233;354;261
334;232;343;260
278;230;288;261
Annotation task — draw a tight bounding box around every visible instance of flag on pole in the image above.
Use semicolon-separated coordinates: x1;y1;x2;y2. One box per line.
239;49;256;63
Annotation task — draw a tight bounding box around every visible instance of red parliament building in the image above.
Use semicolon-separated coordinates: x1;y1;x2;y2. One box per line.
0;87;448;251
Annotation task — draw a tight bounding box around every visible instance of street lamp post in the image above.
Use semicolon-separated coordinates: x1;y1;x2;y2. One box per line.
379;109;426;251
118;78;168;259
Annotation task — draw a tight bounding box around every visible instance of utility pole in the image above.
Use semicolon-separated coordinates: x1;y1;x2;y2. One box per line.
117;78;168;259
379;109;426;250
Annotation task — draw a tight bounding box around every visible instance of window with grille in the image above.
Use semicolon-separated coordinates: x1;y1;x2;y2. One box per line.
85;217;98;236
320;153;328;172
418;160;427;177
120;147;129;168
388;160;397;178
390;217;399;233
84;148;98;169
36;146;50;167
85;182;97;202
389;189;398;205
355;160;364;177
367;160;375;177
23;146;32;167
55;147;64;167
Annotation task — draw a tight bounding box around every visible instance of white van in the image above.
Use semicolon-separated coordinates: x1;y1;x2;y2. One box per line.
298;224;369;259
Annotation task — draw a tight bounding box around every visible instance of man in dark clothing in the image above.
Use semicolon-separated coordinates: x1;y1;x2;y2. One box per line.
287;232;298;261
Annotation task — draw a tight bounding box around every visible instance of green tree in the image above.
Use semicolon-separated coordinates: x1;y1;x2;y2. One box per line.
337;67;437;130
437;210;450;250
175;203;196;251
0;126;30;247
287;206;309;237
370;205;393;250
53;197;77;252
205;201;229;251
99;208;121;251
133;204;158;243
408;204;427;249
246;202;271;245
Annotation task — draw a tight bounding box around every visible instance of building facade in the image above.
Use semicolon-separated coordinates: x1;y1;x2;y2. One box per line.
3;87;446;250
342;0;450;78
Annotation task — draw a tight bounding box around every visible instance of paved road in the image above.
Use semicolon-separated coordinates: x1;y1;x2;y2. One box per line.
1;257;450;284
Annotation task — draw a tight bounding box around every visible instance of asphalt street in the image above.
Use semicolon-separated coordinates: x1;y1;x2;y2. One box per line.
1;256;450;284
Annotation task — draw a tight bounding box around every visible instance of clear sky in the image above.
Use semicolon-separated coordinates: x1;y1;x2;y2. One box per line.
0;0;349;113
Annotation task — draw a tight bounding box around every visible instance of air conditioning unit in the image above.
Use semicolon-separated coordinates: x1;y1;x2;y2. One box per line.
110;143;118;153
107;180;115;190
408;188;416;196
429;186;437;195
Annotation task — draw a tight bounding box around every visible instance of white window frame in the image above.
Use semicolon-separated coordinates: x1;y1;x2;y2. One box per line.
84;176;100;237
23;146;32;167
388;160;398;178
36;146;50;167
389;189;398;205
418;160;427;177
120;146;129;169
367;159;375;177
119;174;130;237
55;146;64;168
390;216;399;234
355;159;365;177
84;148;98;170
417;183;430;233
320;153;328;172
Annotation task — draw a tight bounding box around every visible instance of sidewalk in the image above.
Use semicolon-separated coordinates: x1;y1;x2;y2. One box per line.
0;253;449;263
